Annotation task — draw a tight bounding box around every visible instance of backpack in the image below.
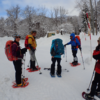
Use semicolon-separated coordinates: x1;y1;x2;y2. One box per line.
51;39;64;56
74;35;81;48
5;40;18;61
25;35;34;49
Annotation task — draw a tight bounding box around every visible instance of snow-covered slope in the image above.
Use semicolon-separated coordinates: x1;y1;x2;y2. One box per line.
0;33;100;100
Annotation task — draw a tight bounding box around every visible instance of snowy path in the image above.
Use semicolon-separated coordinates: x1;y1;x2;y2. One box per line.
0;33;100;100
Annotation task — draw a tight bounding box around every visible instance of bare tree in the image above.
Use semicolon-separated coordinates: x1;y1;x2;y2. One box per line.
6;5;20;34
22;6;36;33
59;6;67;24
53;7;59;28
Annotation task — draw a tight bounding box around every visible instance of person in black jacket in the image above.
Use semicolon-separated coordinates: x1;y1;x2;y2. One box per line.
12;34;27;87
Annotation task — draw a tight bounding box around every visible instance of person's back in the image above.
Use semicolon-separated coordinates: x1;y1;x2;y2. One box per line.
50;38;64;77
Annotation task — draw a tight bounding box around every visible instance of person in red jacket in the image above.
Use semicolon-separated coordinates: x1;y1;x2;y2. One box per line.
86;37;100;99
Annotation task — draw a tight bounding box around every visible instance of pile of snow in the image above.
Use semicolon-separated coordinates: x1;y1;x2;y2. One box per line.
0;33;100;100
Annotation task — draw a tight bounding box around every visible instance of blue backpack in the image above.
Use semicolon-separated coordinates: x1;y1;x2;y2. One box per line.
51;38;64;56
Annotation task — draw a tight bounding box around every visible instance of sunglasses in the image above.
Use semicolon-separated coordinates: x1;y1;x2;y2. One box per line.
16;36;21;38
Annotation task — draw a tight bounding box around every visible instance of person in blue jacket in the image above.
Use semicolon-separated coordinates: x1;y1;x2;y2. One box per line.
50;40;62;77
64;33;81;65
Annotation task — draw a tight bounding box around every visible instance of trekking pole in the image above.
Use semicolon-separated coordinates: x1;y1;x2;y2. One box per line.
21;53;26;81
35;56;42;74
64;46;67;62
80;50;85;70
27;60;30;67
23;53;26;78
87;61;97;91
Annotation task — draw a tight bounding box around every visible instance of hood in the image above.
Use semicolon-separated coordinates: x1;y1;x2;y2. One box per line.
70;33;75;40
98;37;100;45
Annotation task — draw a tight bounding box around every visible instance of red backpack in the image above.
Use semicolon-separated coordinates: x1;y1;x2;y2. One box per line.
25;35;34;49
5;40;18;61
75;35;81;48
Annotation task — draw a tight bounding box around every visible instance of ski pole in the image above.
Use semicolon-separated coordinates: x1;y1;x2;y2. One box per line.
80;50;85;70
87;61;97;91
35;56;42;74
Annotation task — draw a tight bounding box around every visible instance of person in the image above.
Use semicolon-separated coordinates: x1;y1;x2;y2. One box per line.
64;33;81;65
50;39;63;77
86;37;100;99
12;34;27;87
28;31;38;71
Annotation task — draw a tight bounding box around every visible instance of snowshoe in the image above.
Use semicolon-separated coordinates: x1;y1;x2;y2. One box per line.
70;63;80;67
12;81;29;88
44;68;51;70
82;92;96;100
28;67;41;72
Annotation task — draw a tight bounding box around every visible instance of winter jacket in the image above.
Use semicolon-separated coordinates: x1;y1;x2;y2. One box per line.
28;35;37;50
12;41;27;60
93;44;100;74
67;33;80;51
50;40;61;58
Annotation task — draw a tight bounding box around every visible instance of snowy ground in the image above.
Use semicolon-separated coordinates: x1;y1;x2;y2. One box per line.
0;32;100;100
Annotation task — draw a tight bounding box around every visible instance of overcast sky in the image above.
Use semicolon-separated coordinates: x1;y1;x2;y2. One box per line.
0;0;80;18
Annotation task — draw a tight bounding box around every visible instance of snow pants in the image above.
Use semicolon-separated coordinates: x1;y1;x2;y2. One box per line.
72;50;78;62
90;72;100;96
29;50;36;61
13;60;22;84
51;58;62;75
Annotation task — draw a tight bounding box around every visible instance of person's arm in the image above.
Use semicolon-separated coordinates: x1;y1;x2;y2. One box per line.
28;37;35;52
64;41;72;47
93;45;100;60
28;44;35;52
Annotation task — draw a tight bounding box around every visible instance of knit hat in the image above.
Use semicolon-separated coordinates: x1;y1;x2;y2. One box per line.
14;34;21;40
98;37;100;45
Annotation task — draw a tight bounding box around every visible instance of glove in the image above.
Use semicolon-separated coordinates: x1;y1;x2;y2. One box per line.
78;46;81;51
96;44;100;51
21;48;27;54
32;48;36;53
64;43;68;47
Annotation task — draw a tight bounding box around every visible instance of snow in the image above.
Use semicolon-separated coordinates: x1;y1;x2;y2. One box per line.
0;32;100;100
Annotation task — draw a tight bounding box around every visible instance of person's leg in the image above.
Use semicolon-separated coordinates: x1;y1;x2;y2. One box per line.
29;50;37;70
51;58;56;75
57;58;62;75
72;50;78;64
89;73;99;96
95;73;100;93
13;60;22;84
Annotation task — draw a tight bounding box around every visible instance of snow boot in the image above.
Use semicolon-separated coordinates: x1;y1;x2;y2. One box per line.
56;72;61;77
72;61;75;64
85;94;94;100
72;61;78;65
30;60;32;69
31;61;38;71
95;91;100;98
50;72;55;77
